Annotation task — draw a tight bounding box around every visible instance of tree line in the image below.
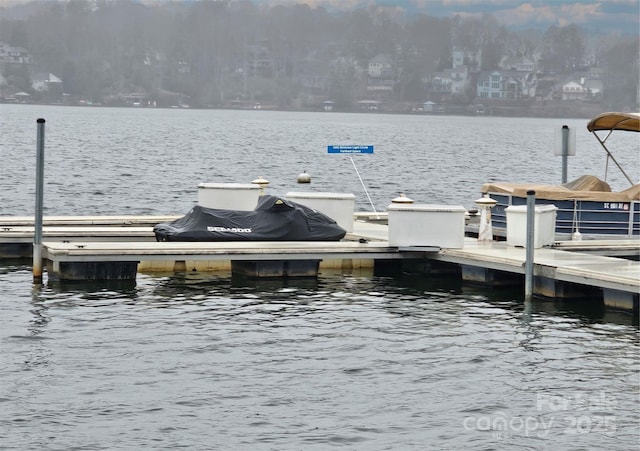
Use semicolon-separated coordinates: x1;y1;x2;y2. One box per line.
0;0;638;110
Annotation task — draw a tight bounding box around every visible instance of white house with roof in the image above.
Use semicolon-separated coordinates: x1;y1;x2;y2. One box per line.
0;42;33;64
561;76;603;101
499;55;536;73
476;70;536;100
366;54;394;98
563;68;604;100
368;54;394;78
32;73;62;93
431;65;470;101
562;81;585;100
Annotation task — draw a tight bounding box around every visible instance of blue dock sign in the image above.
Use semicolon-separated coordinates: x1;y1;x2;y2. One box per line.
328;145;374;154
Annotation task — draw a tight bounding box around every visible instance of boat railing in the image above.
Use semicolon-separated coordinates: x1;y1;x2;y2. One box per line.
487;192;639;238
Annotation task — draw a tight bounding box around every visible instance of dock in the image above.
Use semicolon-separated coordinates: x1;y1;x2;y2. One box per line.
0;215;181;227
1;215;638;314
0;215;181;258
431;238;639;312
0;226;158;258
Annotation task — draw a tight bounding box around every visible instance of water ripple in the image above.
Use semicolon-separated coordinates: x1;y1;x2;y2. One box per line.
1;107;638;450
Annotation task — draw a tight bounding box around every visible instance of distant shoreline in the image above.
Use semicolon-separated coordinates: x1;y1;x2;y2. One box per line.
0;98;613;120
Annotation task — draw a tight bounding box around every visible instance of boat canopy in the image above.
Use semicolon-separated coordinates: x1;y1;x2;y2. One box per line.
482;175;640;201
482;112;640;201
586;112;640;133
586;112;640;187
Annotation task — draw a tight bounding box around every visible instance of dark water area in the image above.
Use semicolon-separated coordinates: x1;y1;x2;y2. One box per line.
1;105;638;449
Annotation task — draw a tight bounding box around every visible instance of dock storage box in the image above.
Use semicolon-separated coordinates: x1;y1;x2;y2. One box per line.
387;204;466;248
198;183;261;211
285;192;356;232
505;204;557;248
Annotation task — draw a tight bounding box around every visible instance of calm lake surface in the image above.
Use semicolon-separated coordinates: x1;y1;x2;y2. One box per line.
1;104;638;450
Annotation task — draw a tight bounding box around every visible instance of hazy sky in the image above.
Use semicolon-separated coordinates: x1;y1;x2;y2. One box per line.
258;0;640;31
1;0;638;32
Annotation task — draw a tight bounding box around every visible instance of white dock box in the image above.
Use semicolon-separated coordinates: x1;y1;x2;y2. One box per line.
285;192;356;232
505;204;557;248
387;203;466;248
198;183;261;211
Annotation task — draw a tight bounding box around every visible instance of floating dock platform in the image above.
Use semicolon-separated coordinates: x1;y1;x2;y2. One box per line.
432;238;639;312
1;215;638;314
0;215;180;258
0;215;181;227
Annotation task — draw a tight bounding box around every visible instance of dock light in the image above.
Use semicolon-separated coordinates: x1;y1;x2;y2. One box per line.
251;176;270;195
297;171;311;184
475;194;497;242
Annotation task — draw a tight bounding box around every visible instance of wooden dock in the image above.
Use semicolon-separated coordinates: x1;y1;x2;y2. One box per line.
43;239;436;277
0;215;181;227
430;238;639;312
0;215;180;258
0;218;390;258
0;226;158;258
2;215;638;314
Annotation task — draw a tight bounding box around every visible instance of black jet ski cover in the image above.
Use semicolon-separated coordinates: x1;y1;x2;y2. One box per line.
153;195;347;242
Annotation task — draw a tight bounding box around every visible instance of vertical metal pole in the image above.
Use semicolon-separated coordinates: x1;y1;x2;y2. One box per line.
524;190;535;300
33;118;45;284
561;125;569;184
349;156;378;218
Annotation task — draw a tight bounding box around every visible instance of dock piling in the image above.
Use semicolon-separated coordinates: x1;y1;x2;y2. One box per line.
524;190;535;300
33;118;45;284
561;125;569;183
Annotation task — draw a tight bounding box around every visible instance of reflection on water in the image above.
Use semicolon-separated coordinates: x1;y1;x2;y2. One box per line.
19;264;633;327
1;264;638;449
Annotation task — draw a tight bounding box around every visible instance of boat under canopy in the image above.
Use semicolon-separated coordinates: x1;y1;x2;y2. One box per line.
482;175;640;202
481;112;640;239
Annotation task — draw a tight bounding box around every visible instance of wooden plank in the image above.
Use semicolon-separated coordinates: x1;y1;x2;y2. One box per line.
0;226;154;242
42;240;434;263
0;215;180;227
552;239;640;257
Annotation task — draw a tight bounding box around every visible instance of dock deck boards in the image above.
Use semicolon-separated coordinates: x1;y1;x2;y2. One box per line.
0;215;181;227
3;214;638;296
433;238;640;293
0;226;155;243
40;236;640;294
0;219;391;243
42;240;435;262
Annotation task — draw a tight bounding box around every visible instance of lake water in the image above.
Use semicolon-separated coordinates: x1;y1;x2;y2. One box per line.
1;104;638;450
